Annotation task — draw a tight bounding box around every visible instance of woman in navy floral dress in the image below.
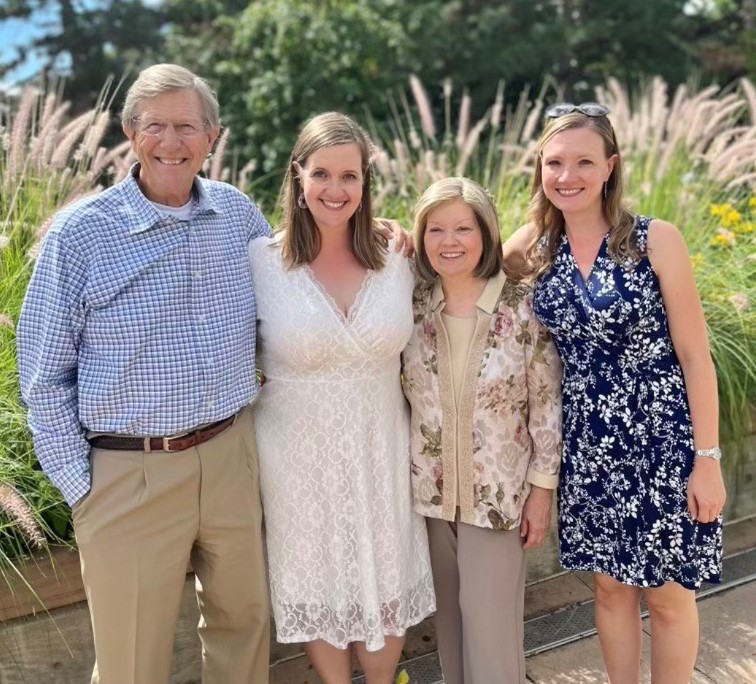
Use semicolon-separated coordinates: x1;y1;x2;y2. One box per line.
503;105;725;684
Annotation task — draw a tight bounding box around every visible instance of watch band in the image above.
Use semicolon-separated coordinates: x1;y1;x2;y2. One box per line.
695;446;722;460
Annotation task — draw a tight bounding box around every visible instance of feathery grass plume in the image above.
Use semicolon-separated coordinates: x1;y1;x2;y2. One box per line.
396;88;423;151
409;74;436;139
373;149;392;179
684;85;721;148
490;82;504;133
456;114;489;176
81;110;111;161
520;101;543;147
394;139;409;189
741;77;756;122
39;91;57;129
701;96;743;140
236;160;257;195
481;82;507;189
30;100;71;166
108;140;137;181
443;78;453;144
455;92;471;151
712;137;756;182
209;127;231;181
50;110;96;169
0;484;45;549
90;147;109;179
4;88;37;190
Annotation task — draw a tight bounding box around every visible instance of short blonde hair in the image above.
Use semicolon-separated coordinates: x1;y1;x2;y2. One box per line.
413;177;504;283
122;63;220;128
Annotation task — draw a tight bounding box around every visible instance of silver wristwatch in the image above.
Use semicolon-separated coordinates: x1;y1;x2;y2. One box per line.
695;446;722;460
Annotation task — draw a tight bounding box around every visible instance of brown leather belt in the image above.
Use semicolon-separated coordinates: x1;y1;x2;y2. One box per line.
88;413;238;453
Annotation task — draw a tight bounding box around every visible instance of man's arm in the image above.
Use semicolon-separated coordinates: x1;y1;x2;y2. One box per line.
17;230;91;507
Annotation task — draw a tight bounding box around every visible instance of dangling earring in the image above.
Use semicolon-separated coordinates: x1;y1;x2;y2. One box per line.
297;193;307;209
603;181;608;200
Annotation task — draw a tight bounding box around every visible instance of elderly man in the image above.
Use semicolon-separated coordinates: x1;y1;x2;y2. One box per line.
17;64;270;683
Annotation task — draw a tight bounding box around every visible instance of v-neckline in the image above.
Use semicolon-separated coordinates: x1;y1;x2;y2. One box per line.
563;231;609;286
303;263;375;324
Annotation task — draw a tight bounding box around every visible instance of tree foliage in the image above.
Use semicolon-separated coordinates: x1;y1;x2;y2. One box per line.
687;0;756;82
3;0;754;195
205;0;417;179
380;0;564;114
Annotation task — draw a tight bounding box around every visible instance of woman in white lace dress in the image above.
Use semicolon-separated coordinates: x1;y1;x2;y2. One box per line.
248;112;435;684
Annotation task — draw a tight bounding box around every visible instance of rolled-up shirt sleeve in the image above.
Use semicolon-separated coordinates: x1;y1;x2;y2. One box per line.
17;229;90;507
522;297;563;490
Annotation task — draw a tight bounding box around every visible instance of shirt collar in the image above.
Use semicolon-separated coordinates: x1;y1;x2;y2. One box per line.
126;163;221;235
430;269;508;314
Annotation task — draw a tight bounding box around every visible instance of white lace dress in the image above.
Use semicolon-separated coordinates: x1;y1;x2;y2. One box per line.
248;235;435;651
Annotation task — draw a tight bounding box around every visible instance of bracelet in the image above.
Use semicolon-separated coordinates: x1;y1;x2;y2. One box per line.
695;446;722;460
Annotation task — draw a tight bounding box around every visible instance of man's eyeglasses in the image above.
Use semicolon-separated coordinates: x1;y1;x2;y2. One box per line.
545;103;610;119
132;119;209;139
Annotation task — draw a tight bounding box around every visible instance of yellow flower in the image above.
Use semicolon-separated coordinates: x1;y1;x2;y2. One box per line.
709;203;730;217
710;228;736;247
749;196;756;210
689;252;705;269
721;209;742;228
395;670;410;684
733;221;754;234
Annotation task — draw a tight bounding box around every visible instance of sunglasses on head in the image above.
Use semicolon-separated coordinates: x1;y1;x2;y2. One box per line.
545;102;610;119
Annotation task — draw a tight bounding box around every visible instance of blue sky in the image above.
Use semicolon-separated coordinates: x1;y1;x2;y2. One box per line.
0;0;163;88
0;4;57;86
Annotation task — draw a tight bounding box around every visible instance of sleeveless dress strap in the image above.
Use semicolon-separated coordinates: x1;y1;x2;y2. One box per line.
634;215;653;253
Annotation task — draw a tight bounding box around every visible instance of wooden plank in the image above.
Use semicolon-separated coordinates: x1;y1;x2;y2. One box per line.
0;575;202;683
0;546;85;621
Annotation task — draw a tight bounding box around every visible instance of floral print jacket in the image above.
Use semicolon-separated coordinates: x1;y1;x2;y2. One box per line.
402;271;563;531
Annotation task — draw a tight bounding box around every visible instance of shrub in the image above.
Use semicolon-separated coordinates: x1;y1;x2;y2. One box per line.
0;83;133;561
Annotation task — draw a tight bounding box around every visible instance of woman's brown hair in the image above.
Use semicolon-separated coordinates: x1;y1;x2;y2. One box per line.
279;112;385;270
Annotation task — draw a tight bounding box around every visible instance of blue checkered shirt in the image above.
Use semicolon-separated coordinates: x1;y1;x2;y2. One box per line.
17;166;271;506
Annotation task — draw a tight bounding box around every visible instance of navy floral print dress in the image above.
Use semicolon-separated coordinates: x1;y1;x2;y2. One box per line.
533;216;722;589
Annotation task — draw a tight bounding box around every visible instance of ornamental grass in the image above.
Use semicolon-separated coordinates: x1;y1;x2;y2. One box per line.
0;75;754;564
370;75;756;438
0;81;133;563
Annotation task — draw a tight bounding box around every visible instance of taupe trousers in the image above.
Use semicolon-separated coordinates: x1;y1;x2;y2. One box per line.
426;517;526;684
72;407;269;684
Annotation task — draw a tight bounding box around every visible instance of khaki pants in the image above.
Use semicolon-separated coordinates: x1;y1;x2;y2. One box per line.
73;407;269;684
426;517;526;684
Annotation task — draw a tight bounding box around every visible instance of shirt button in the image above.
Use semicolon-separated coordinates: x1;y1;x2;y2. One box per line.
192;270;203;278
207;401;214;408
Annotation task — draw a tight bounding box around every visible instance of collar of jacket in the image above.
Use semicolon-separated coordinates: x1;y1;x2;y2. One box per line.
429;269;508;314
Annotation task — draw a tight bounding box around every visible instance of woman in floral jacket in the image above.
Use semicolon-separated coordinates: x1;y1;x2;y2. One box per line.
402;177;563;684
